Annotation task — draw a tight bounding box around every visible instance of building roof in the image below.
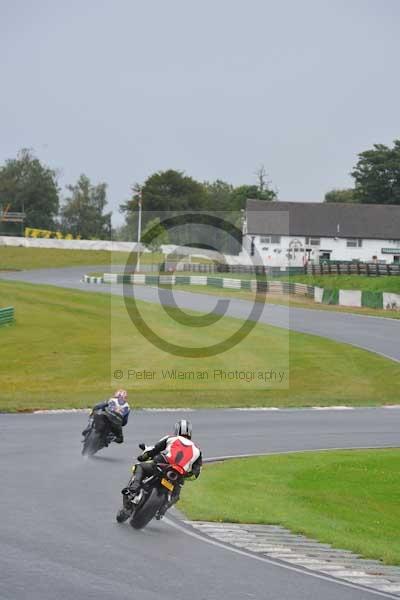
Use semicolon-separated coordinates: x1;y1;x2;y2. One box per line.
246;200;400;240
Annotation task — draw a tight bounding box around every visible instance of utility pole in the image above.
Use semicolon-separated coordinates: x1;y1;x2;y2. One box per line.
137;188;143;271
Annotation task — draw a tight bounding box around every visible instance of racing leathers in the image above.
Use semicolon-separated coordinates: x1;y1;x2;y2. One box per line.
82;398;130;443
123;435;202;516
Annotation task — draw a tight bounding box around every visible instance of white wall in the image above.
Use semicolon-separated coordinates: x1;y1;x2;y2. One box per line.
242;234;400;267
0;236;237;263
0;236;143;252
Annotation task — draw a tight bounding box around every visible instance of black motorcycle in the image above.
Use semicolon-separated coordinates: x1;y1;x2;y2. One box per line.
81;409;120;457
116;443;185;529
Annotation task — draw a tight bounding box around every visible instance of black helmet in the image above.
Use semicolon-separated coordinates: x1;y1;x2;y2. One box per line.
174;419;192;439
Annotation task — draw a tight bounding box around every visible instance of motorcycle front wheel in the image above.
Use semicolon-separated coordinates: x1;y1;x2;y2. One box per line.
82;429;103;457
116;507;132;523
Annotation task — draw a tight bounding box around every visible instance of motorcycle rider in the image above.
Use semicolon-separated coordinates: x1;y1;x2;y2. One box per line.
122;419;202;519
82;389;130;444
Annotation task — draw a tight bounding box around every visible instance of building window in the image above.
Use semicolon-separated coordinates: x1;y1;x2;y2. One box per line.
305;237;320;246
347;239;362;248
260;235;281;244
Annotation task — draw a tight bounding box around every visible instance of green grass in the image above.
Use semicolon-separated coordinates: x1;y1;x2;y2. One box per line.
210;272;400;293
174;272;400;293
0;246;213;271
180;449;400;565
0;246;166;270
163;283;400;319
283;274;400;293
0;280;399;411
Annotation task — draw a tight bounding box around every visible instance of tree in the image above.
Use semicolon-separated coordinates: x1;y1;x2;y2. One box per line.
255;164;275;196
119;168;277;251
231;183;276;211
141;169;207;213
203;179;234;211
61;174;112;239
120;170;208;245
324;188;358;203
141;217;169;251
351;140;400;205
0;148;59;229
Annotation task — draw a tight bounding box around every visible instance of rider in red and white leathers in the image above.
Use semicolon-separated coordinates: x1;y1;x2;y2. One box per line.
123;419;202;518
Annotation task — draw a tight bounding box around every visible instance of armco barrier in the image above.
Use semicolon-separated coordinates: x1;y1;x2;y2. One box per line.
361;291;384;310
322;289;339;305
0;306;15;326
88;274;400;311
84;274;314;298
339;289;362;308
83;275;104;284
383;292;400;310
314;288;400;311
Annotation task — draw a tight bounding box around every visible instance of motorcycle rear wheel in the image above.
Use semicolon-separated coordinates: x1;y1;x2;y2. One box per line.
130;487;165;530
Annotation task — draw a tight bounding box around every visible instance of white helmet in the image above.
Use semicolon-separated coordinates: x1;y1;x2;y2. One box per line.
174;419;192;439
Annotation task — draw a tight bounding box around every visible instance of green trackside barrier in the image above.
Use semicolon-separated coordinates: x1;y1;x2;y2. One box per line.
116;274;132;284
207;277;224;288
322;288;339;305
362;290;384;309
240;279;252;290
175;276;191;285
144;275;159;285
0;306;15;327
255;281;268;292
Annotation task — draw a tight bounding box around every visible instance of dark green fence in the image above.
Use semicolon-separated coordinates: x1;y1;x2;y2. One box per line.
0;306;15;326
307;262;400;276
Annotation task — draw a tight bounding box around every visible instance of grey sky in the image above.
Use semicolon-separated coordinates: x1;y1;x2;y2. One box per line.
1;0;399;225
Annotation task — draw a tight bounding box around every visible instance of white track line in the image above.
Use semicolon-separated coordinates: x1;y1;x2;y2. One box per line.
311;406;355;410
204;446;400;463
165;517;398;599
166;446;400;600
33;408;91;414
31;406;399;414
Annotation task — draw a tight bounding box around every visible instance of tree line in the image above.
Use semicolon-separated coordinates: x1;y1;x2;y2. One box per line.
0;140;399;241
325;139;400;204
0;150;276;241
0;149;112;239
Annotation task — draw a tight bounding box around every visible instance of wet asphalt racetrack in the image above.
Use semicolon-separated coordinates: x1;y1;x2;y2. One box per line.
1;266;399;599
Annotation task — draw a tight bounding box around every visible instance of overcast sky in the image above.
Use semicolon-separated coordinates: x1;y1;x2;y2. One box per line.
1;0;399;224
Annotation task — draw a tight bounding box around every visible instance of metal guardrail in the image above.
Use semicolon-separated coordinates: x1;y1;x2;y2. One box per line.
97;274;315;297
0;306;15;326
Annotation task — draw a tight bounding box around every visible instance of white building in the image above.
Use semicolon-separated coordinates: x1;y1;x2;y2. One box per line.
242;200;400;267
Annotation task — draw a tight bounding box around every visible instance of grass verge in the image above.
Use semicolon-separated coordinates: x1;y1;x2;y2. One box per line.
0;247;211;271
206;272;400;293
169;283;400;319
283;274;400;293
180;449;400;565
0;280;399;411
0;246;128;270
